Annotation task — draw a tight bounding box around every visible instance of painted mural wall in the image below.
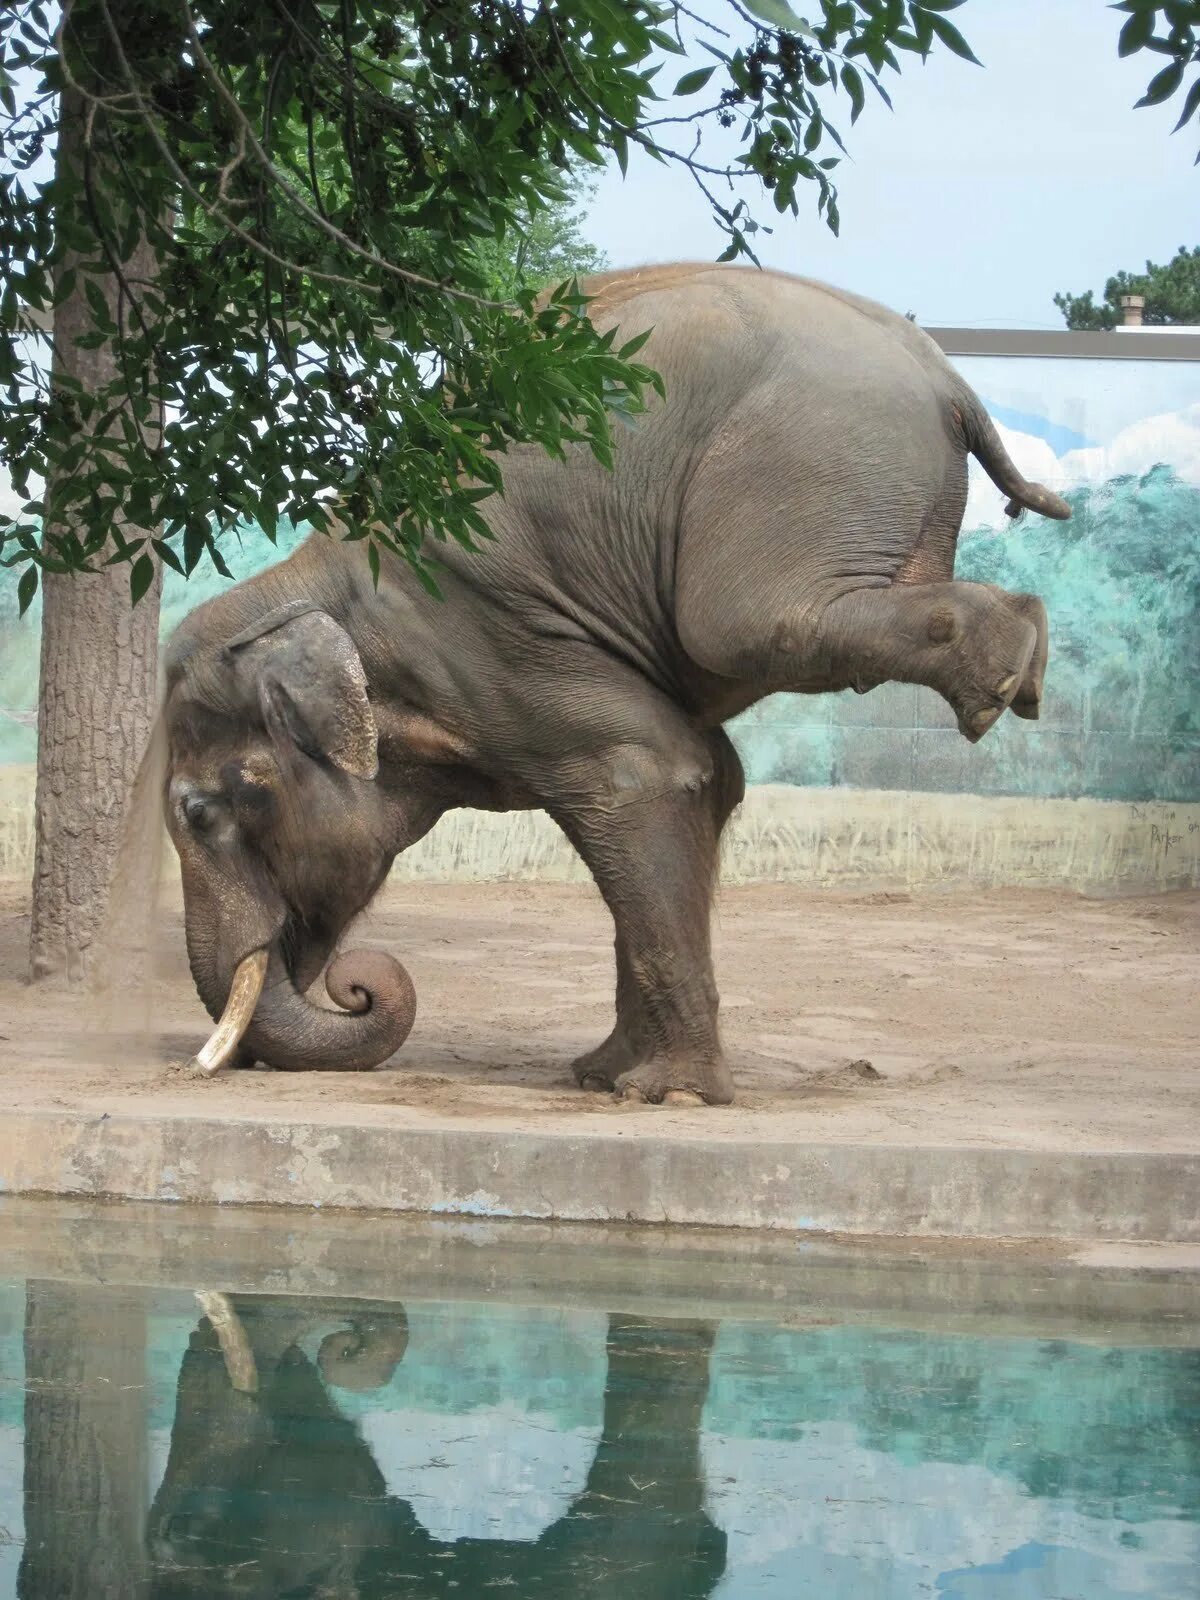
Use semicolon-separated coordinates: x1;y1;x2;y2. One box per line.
730;354;1200;806
1;348;1198;886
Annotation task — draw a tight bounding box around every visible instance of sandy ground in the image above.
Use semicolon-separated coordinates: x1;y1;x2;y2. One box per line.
0;879;1196;1151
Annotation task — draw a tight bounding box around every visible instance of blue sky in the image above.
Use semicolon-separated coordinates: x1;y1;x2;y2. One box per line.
583;0;1197;328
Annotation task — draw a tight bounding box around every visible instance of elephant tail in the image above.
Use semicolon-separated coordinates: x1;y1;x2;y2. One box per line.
951;388;1073;522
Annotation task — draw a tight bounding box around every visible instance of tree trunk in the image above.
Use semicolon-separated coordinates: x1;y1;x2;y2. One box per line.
29;85;162;984
18;1279;148;1600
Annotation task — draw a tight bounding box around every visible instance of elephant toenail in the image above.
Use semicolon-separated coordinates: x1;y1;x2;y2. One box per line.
620;1084;650;1104
663;1089;706;1107
971;706;1002;735
996;673;1017;697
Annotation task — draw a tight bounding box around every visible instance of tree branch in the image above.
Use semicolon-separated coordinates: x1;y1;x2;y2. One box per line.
93;0;385;295
178;0;512;311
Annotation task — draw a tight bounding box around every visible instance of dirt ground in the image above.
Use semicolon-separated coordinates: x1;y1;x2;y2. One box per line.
0;879;1196;1151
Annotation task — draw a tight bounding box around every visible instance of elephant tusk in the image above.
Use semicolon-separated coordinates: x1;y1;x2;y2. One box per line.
195;1291;259;1394
188;948;269;1077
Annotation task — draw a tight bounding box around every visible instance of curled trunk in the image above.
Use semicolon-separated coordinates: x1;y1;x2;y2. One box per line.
188;929;415;1073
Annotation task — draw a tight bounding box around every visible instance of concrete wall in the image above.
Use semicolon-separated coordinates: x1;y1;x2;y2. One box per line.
2;336;1197;888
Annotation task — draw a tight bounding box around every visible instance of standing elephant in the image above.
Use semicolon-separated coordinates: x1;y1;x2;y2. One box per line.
159;264;1068;1103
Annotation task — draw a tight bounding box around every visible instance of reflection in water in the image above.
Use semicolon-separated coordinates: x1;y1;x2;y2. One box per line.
147;1299;722;1598
18;1281;147;1600
4;1277;1198;1598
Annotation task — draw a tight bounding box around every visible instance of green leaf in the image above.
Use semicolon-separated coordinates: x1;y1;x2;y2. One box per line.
1118;6;1156;56
911;7;935;55
367;540;381;589
51;268;77;308
841;62;866;121
129;552;155;606
17;565;38;617
926;10;982;64
741;0;818;36
83;276;113;329
1172;75;1200;132
182;517;207;575
674;66;716;96
153;539;184;575
207;539;233;580
1137;59;1186;106
618;327;654;358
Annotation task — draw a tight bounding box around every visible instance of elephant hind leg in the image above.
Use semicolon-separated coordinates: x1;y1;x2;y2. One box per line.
571;934;654;1092
802;580;1038;740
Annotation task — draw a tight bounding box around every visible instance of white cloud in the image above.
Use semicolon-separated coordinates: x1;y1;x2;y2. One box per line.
1060;401;1200;489
964;402;1200;531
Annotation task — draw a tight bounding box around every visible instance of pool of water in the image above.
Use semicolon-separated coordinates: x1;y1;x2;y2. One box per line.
0;1202;1197;1597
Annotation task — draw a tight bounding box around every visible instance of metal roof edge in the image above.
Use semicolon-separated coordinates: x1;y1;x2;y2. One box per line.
927;327;1200;362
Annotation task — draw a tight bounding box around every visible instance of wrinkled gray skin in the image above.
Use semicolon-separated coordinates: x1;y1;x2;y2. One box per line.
163;265;1068;1103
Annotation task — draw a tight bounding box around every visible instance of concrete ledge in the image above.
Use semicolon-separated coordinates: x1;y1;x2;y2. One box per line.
2;1108;1196;1244
3;1197;1198;1342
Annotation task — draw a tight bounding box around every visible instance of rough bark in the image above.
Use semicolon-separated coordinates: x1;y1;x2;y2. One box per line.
18;1279;148;1600
29;85;162;984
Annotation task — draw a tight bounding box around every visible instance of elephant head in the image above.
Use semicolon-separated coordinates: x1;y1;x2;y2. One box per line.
147;1300;408;1598
162;598;415;1072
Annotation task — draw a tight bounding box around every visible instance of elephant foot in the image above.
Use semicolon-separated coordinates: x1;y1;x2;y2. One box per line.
614;1056;734;1107
1008;680;1041;720
1007;652;1044;720
956;622;1038;743
1002;591;1048;722
572;1027;652;1093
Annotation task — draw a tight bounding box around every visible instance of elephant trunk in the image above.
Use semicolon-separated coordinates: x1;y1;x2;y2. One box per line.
184;887;415;1073
242;945;417;1072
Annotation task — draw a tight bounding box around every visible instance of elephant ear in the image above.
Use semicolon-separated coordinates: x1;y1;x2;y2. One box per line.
226;606;379;780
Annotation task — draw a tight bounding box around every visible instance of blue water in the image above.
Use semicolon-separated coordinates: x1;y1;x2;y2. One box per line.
1;1264;1197;1596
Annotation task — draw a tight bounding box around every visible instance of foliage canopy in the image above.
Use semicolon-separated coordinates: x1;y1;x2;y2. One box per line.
1054;244;1200;329
0;1;1195;610
0;0;985;608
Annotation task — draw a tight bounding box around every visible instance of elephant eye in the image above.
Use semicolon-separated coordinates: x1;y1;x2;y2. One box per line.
182;792;219;833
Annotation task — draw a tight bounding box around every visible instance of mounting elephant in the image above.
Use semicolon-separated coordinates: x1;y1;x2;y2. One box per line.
146;1298;725;1598
159;263;1069;1104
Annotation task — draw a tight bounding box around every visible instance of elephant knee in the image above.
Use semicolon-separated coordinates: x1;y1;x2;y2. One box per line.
592;740;715;810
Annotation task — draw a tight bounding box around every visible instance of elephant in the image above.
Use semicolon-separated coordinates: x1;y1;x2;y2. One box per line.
146;1297;725;1598
158;263;1070;1103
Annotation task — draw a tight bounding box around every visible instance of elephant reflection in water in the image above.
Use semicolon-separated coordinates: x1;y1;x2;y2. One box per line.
148;1295;726;1599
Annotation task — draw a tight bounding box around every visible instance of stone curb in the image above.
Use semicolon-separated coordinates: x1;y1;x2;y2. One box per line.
1;1109;1196;1243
